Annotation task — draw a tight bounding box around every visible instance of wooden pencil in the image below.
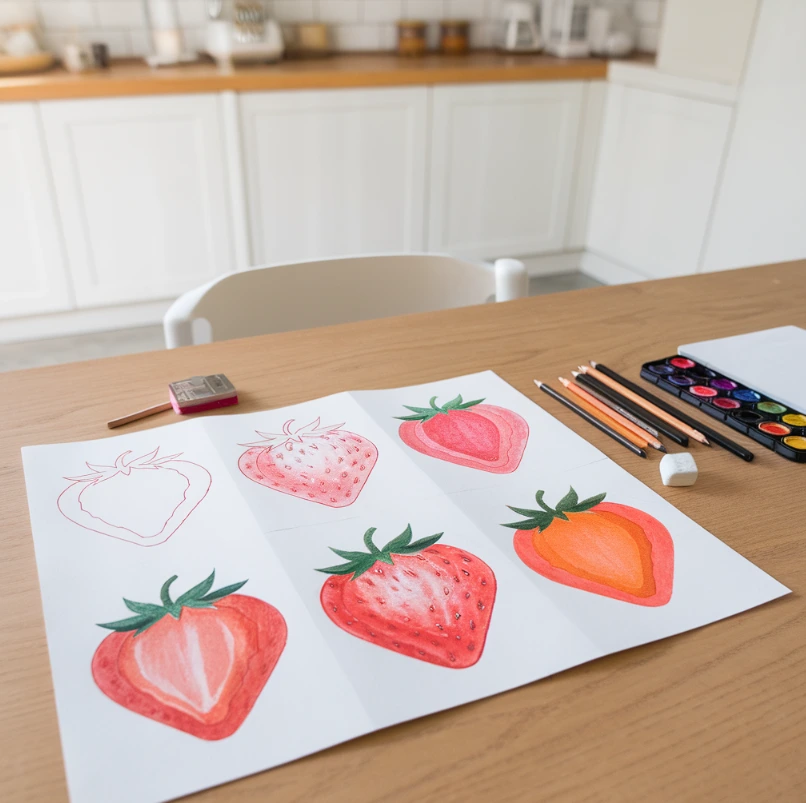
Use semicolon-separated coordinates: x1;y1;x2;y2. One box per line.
570;371;660;438
591;361;755;462
534;380;647;459
573;370;689;447
580;364;710;446
560;377;666;452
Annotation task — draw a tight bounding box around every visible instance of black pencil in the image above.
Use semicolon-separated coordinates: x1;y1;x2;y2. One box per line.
534;380;647;459
573;371;689;447
591;362;755;462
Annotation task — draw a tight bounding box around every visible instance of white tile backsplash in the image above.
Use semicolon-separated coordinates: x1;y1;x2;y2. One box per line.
1;0;664;58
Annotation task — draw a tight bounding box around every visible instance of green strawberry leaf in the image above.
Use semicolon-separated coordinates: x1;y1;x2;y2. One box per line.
556;487;579;512
457;397;485;409
97;572;247;636
381;524;413;553
564;492;607;512
199;580;248;602
123;599;166;617
394;394;484;422
398;533;443;553
502;487;606;535
175;570;216;606
318;526;443;579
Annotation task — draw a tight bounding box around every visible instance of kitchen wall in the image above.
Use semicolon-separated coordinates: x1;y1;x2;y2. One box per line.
0;0;664;59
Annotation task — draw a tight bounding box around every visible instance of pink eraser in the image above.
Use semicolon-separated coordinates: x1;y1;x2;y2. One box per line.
168;374;239;415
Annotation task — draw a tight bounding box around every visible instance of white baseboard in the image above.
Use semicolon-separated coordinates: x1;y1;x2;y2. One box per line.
579;251;648;285
519;251;583;277
0;300;171;344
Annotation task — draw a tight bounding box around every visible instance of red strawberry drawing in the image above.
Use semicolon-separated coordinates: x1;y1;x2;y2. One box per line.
318;525;496;668
396;394;528;473
92;571;287;740
238;418;378;508
57;448;211;546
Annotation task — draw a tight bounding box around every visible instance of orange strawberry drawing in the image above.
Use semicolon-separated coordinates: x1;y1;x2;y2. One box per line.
502;487;673;606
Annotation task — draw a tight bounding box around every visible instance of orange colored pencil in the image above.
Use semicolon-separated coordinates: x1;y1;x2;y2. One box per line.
559;377;666;452
554;383;649;450
579;364;710;445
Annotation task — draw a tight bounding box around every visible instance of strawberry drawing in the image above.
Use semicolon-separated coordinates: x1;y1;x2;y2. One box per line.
318;525;496;668
396;394;528;473
57;448;211;546
92;571;287;740
238;418;378;507
502;487;674;606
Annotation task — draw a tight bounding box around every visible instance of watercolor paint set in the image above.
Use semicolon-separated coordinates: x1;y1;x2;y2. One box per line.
640;356;806;462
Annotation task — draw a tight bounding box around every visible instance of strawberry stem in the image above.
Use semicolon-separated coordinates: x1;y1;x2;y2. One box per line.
394;394;485;422
97;571;248;636
317;525;443;580
501;487;607;533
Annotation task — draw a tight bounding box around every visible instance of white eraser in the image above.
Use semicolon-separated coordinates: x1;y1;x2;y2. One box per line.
660;453;698;487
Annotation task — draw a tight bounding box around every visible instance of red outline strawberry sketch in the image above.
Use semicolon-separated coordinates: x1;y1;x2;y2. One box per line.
92;570;287;740
57;448;211;547
396;394;528;473
318;525;496;668
238;418;378;508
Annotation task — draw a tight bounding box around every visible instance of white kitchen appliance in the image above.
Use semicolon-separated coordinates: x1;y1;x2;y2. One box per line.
205;0;284;66
500;1;542;53
141;0;197;67
541;0;592;58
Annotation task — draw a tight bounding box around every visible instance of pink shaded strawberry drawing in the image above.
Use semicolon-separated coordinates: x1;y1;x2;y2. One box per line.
238;418;378;508
57;448;211;546
396;395;528;473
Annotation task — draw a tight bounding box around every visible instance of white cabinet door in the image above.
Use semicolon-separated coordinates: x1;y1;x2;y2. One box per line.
0;103;71;319
702;0;806;272
586;84;732;279
41;94;234;308
428;81;584;259
240;87;427;265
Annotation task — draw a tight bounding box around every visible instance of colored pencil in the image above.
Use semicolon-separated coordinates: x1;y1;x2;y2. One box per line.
534;381;647;459
570;371;660;438
590;361;755;462
573;371;689;447
580;364;711;446
559;377;666;452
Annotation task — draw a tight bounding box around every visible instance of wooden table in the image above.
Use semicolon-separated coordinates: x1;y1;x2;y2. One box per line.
2;261;805;801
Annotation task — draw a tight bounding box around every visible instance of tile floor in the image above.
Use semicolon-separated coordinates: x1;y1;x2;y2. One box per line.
0;272;602;372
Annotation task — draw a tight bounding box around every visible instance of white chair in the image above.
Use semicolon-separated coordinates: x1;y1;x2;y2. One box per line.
163;253;528;348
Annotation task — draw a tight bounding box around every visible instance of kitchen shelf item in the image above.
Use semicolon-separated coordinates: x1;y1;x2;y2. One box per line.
141;0;198;66
396;20;427;57
499;1;542;53
0;51;54;74
440;19;470;55
542;0;592;58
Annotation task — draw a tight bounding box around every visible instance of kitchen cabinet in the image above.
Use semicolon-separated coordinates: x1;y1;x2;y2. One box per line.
586;84;732;280
239;87;427;265
40;94;234;308
0;103;72;319
428;81;584;259
702;0;806;272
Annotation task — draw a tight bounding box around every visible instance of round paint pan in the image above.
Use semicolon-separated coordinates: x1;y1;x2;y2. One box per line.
648;363;676;375
758;421;791;437
732;389;762;403
756;401;787;415
734;409;764;425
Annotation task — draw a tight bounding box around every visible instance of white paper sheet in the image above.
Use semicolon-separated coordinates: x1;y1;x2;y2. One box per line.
21;371;789;803
679;325;806;411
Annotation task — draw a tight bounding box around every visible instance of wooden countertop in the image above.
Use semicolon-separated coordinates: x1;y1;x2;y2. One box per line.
0;51;618;102
2;261;805;802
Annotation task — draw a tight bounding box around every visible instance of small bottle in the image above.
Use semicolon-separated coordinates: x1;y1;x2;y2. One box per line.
396;20;427;57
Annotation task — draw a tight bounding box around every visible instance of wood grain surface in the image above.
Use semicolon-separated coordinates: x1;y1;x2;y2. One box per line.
2;261;805;802
0;51;616;102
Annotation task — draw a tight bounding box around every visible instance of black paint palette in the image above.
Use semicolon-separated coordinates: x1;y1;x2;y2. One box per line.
641;356;806;463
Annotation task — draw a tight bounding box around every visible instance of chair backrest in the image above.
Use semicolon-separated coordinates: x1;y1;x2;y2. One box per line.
164;254;526;348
